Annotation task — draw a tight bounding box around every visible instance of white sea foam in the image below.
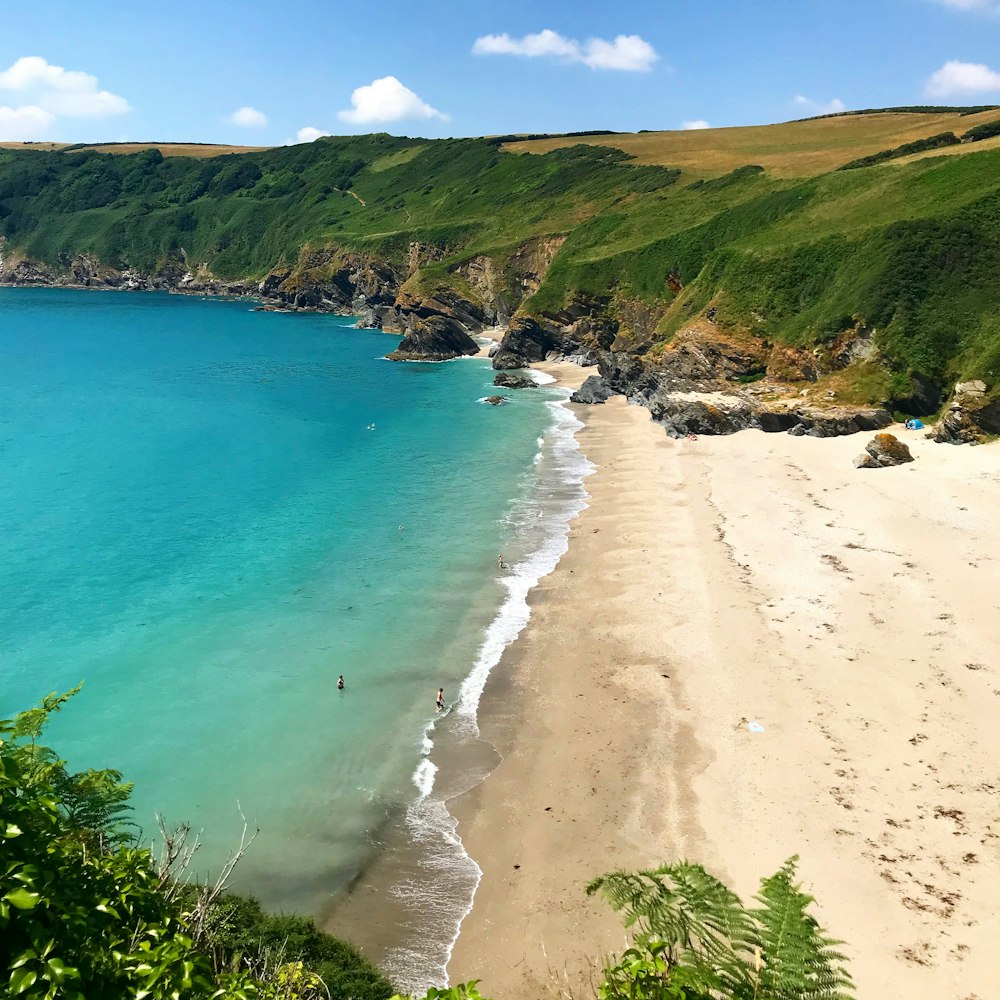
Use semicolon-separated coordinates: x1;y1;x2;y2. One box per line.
412;757;438;797
454;398;593;730
388;389;595;991
529;369;557;385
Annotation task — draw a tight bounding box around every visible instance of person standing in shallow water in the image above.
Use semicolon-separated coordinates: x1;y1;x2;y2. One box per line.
436;688;445;711
337;675;345;691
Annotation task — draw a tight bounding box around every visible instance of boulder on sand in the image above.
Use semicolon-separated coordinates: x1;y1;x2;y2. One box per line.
854;432;914;469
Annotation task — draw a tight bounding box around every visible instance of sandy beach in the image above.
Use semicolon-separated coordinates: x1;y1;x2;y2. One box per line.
448;363;999;1000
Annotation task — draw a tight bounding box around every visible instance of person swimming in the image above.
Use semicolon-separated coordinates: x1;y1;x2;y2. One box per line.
337;675;345;691
436;687;445;711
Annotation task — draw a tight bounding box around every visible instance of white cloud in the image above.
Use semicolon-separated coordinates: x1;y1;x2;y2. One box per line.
297;126;331;142
0;104;54;141
472;29;658;72
0;56;129;118
230;106;267;127
337;76;447;124
474;28;579;60
925;59;1000;96
793;95;846;115
681;119;711;130
579;35;658;71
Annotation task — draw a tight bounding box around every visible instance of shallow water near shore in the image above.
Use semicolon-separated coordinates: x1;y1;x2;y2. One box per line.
0;288;587;986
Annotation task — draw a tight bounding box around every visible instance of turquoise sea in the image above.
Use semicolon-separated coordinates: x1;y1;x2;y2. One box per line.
0;288;590;987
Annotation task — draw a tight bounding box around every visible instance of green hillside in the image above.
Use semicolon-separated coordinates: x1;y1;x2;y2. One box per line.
2;110;1000;403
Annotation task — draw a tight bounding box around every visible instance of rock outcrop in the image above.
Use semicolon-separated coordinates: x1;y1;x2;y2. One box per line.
385;315;479;362
570;376;615;404
598;349;891;438
484;395;506;406
492;317;565;369
493;372;538;389
651;323;770;384
853;433;915;468
929;380;1000;445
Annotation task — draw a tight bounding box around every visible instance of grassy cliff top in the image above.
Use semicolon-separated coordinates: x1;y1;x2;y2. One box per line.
2;109;1000;393
5;105;999;174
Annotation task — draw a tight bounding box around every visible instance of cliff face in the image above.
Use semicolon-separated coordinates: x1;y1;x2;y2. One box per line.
562;322;901;439
0;238;487;359
0;237;922;437
5;235;994;441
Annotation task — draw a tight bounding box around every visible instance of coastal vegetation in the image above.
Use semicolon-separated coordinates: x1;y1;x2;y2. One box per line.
2;107;1000;406
4;689;855;1000
0;690;394;1000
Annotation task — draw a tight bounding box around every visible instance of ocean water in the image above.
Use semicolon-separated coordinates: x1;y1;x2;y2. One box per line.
0;288;590;987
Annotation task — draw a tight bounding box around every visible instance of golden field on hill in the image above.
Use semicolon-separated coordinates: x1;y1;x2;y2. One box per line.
504;109;1000;177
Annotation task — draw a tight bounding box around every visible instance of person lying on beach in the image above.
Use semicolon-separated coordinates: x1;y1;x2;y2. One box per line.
436;688;445;711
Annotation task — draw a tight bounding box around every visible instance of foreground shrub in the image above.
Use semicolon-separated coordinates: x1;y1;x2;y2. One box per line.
1;691;394;999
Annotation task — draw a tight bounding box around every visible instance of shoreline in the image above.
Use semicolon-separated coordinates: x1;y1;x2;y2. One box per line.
448;384;999;998
321;358;594;989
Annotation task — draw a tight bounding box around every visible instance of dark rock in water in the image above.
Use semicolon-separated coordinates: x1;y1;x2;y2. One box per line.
484;395;506;406
386;315;479;362
855;433;914;468
570;376;615;404
929;381;1000;444
494;371;538;389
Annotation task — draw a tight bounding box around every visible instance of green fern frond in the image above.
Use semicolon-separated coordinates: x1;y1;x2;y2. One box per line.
587;861;756;994
752;857;854;1000
5;684;83;742
57;766;137;844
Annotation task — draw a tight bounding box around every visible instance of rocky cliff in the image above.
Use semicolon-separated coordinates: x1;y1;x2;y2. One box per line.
2;235;993;444
590;339;893;439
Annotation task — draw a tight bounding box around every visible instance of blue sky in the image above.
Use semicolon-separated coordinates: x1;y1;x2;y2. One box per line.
1;0;999;144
